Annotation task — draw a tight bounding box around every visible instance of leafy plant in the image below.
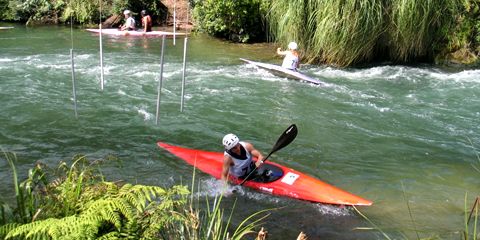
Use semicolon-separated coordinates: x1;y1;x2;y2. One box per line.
1;151;46;224
192;0;268;42
0;153;271;239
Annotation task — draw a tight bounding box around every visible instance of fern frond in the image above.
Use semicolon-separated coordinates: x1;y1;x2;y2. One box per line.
118;184;167;212
82;199;123;230
96;231;120;240
6;218;56;239
0;223;21;239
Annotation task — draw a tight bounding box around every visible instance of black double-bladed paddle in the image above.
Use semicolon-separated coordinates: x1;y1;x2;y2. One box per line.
238;124;298;186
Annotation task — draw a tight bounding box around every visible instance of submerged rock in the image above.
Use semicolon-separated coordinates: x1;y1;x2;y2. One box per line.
436;47;479;66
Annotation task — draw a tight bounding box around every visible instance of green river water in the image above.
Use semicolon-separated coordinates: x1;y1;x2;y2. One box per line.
1;24;479;239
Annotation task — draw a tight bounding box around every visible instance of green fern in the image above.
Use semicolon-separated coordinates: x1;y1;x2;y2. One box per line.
0;223;21;239
1;154;271;240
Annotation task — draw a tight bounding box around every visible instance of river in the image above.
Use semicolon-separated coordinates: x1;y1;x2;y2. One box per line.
0;23;479;239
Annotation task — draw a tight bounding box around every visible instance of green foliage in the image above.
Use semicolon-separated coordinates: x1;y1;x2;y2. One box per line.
192;0;268;42
62;0;98;23
2;180;188;239
389;0;458;62
0;0;167;25
119;0;168;24
0;0;10;20
443;0;480;51
139;191;270;240
3;0;65;23
1;151;46;224
270;0;386;66
0;154;270;239
268;0;474;66
463;194;479;240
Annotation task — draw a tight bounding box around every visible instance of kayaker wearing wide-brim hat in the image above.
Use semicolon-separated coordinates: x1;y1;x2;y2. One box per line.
221;133;264;183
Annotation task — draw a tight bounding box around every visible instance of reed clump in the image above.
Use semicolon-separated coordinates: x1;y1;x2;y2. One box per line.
268;0;460;66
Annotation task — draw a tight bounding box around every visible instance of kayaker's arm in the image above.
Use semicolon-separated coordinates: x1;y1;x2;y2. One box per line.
221;155;232;182
244;142;264;167
277;48;288;55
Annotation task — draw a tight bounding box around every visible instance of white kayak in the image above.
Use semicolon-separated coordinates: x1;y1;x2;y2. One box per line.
0;27;14;30
240;58;327;86
86;28;186;37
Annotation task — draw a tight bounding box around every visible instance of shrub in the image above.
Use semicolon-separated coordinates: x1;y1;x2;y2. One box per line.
192;0;268;43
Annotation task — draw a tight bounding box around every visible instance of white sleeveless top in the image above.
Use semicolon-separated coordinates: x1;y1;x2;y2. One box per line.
224;142;253;177
281;52;299;70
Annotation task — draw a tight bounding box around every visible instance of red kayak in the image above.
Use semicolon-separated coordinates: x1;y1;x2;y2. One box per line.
157;142;372;206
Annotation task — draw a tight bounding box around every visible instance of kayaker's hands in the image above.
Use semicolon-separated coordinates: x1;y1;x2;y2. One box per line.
255;159;264;167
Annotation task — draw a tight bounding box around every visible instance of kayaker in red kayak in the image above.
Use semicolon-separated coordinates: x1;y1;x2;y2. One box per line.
221;134;265;184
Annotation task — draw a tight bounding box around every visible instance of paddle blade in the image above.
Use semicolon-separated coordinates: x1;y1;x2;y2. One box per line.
271;124;298;153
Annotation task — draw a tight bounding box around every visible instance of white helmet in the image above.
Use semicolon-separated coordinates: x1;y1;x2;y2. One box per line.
288;42;298;50
222;133;239;150
123;10;131;15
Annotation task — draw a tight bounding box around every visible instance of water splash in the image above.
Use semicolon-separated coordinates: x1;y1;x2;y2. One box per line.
314;203;353;216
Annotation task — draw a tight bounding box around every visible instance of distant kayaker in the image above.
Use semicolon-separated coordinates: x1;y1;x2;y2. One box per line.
277;41;299;71
221;134;264;183
120;10;136;31
141;10;152;32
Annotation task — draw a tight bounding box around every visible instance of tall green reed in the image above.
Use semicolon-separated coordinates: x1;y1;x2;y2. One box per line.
268;0;460;66
389;0;457;62
1;151;45;224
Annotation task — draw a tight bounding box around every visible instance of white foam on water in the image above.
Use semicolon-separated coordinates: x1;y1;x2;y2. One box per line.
75;54;92;60
314;203;353;216
193;178;236;198
429;69;480;83
136;107;152;121
0;57;14;62
316;65;480;86
191;178;283;204
315;66;389;80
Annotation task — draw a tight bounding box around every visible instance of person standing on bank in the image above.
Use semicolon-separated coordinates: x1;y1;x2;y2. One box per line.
277;41;299;71
141;10;152;32
120;10;135;31
221;134;265;184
